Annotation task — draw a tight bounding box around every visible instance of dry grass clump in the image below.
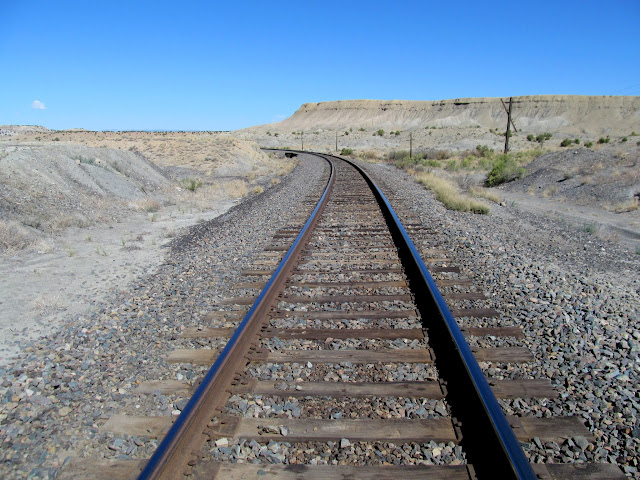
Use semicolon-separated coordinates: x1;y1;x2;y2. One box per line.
32;238;55;254
252;185;264;195
0;219;35;252
359;150;382;162
224;179;249;199
277;159;298;176
33;294;62;315
470;186;502;204
271;178;281;186
412;171;489;214
168;179;250;212
541;186;558;198
605;197;639;213
130;197;161;212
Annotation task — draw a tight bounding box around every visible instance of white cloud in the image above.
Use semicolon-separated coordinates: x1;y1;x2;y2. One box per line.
31;100;46;110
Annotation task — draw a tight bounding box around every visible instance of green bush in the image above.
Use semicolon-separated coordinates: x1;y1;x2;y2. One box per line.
574;139;580;144
486;155;527;186
359;127;365;131
598;136;610;144
560;139;573;147
180;178;203;191
622;137;628;142
475;145;493;157
377;129;384;136
526;134;535;142
445;159;460;171
536;133;552;144
585;141;593;148
340;148;353;156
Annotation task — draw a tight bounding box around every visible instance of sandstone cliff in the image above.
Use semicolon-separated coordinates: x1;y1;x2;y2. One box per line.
252;96;640;136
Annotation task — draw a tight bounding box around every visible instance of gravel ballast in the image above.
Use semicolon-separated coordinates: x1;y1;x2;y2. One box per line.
359;159;640;477
0;153;327;479
0;153;638;478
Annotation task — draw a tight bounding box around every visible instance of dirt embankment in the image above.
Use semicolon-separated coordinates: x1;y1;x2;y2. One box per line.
0;132;291;252
0;131;296;366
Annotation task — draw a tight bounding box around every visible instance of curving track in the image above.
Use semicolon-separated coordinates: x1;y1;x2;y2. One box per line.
73;152;625;479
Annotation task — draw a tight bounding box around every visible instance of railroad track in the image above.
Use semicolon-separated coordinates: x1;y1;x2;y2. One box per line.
62;152;624;479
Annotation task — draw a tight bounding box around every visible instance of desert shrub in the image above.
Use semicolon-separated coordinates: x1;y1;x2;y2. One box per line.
180;178;203;192
74;155;95;165
560;139;573;147
605;197;639;213
475;145;493;157
445;159;460;171
0;219;34;252
340;148;353;156
486;155;527;186
376;129;384;136
622;137;628;142
359;127;365;131
344;131;349;135
414;172;489;214
131;197;161;212
598;136;610;144
536;133;552;144
526;134;535;142
460;156;473;169
585;141;593;148
224;180;248;199
574;139;580;144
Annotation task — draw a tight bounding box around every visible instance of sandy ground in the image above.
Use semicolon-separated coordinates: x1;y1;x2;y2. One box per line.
0;200;235;366
496;190;640;249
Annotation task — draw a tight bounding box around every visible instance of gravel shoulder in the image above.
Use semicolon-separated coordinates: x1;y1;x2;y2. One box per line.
0;153;327;480
359;160;640;477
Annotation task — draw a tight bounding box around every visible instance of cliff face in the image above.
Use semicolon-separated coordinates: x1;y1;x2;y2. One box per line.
268;96;640;135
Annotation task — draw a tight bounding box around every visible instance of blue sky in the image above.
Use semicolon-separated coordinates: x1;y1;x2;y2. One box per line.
1;0;638;131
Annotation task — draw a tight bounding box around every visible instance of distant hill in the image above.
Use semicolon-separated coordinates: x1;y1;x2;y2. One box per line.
0;125;51;136
246;96;640;136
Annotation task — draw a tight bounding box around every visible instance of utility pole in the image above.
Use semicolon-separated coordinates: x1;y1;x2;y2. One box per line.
501;97;517;153
410;132;413;158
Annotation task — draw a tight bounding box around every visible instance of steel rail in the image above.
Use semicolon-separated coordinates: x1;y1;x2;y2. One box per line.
138;153;336;480
338;155;537;479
